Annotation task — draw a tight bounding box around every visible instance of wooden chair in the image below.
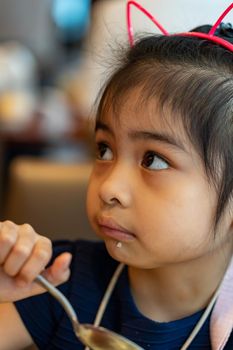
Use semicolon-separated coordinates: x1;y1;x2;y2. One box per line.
4;157;96;241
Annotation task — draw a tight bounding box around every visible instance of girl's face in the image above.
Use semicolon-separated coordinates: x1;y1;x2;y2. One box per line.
87;91;232;269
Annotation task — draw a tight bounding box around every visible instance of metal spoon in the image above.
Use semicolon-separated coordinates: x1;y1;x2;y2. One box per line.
36;275;144;350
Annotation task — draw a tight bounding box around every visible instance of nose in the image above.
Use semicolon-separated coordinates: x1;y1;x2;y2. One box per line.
99;163;133;208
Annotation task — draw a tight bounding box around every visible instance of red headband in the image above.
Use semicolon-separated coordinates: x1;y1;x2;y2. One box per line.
127;1;233;52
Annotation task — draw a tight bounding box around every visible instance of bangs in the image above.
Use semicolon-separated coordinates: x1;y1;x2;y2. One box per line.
96;60;233;160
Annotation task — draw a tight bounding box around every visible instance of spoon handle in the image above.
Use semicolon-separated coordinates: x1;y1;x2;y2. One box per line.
35;275;79;327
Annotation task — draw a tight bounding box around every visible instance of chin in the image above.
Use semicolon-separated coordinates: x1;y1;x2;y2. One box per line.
103;239;141;268
103;239;127;261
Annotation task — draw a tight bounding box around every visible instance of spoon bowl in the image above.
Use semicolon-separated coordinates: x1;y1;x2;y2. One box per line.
35;275;143;350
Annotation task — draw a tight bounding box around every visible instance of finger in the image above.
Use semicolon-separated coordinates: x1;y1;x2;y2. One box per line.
3;224;37;276
16;236;52;285
0;221;18;264
42;252;72;286
13;253;72;299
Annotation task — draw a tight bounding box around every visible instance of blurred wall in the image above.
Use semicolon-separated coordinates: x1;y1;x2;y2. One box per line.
0;0;58;70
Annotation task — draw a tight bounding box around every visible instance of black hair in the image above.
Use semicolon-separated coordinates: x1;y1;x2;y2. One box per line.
95;24;233;231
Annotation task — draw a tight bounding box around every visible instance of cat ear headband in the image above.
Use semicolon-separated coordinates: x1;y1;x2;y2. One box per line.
127;0;233;52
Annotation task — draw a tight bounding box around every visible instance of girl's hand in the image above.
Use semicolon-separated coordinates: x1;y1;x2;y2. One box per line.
0;220;72;302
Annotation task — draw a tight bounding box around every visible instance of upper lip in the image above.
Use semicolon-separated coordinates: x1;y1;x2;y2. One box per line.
97;216;133;235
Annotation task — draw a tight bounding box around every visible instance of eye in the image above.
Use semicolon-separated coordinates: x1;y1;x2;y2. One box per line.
96;142;113;161
142;151;169;170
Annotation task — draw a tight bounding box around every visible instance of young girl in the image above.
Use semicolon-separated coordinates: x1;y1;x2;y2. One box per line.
1;5;233;350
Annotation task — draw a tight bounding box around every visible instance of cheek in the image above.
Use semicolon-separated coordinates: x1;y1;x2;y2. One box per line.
86;169;104;223
138;178;215;248
86;175;97;221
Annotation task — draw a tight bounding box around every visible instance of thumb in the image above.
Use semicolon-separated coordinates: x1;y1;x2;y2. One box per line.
42;252;72;286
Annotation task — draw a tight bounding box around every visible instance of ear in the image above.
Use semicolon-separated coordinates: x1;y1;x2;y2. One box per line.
126;0;168;47
209;3;233;36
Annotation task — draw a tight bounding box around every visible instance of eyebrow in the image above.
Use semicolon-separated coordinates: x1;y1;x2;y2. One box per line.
95;121;187;152
95;121;113;135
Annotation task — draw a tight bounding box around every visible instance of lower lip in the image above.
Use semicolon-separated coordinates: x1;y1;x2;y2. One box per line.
99;225;135;242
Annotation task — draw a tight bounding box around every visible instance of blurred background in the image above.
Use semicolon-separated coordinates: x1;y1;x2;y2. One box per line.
0;0;232;243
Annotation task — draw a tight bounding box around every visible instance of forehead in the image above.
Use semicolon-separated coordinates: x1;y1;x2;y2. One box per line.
97;86;187;140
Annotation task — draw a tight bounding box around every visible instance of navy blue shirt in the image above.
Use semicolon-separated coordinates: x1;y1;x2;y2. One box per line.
15;240;233;349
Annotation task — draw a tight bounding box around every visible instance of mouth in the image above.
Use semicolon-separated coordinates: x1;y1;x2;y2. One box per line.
97;216;135;242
